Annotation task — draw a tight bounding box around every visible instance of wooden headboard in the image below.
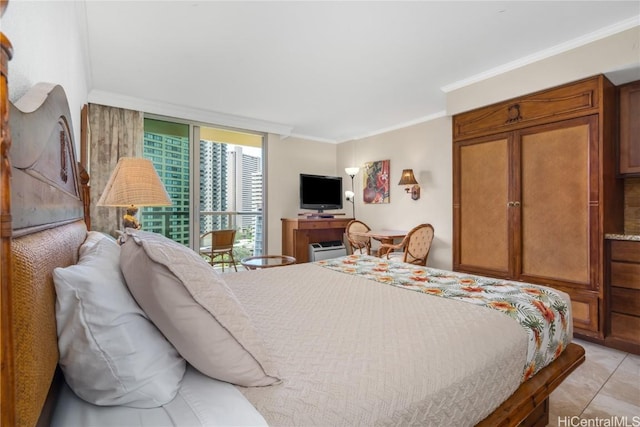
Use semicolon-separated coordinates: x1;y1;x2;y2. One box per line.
1;2;91;425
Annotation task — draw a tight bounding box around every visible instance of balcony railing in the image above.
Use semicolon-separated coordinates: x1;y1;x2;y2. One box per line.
141;209;263;258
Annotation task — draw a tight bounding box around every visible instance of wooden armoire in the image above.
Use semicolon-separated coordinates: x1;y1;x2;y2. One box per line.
452;75;624;339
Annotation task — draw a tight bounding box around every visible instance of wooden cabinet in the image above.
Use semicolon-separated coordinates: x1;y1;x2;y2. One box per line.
606;239;640;354
453;75;624;339
282;217;352;263
618;80;640;175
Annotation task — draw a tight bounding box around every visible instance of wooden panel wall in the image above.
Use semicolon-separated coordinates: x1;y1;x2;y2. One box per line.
624;178;640;235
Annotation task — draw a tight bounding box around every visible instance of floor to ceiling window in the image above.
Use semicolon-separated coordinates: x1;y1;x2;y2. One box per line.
199;127;264;259
142;117;265;258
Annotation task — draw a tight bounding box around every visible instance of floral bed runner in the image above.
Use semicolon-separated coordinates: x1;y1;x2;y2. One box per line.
316;255;571;381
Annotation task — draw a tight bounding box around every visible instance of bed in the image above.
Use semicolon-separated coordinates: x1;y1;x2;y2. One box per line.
0;13;585;427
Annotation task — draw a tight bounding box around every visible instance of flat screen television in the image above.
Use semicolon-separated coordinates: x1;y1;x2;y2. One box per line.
299;173;343;213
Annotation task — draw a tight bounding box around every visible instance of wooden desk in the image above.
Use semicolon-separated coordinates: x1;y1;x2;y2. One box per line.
282;217;353;263
350;229;407;256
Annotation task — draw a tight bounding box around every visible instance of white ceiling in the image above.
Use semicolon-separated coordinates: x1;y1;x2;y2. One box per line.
82;1;640;143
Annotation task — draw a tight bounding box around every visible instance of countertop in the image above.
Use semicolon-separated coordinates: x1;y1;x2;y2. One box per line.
605;234;640;241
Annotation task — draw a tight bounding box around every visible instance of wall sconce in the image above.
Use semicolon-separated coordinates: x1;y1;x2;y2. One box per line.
398;169;420;200
97;157;172;230
345;167;359;218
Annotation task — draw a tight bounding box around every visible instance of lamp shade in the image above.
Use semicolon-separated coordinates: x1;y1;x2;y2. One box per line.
97;157;172;207
345;167;360;177
398;169;418;186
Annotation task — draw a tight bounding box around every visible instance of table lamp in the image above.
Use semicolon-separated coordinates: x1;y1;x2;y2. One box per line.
97;157;172;230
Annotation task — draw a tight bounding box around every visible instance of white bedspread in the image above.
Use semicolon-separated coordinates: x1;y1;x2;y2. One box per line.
225;262;531;426
52;259;572;427
51;366;267;427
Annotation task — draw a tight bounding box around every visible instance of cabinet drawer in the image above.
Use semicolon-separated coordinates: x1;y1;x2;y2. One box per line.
297;220;349;230
299;220;330;229
570;295;599;332
610;312;640;344
610;240;640;263
611;287;640;316
611;262;640;289
453;77;600;140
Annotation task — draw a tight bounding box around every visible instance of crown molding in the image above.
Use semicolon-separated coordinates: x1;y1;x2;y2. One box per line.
341;110;447;143
441;16;640;93
87;90;293;137
286;133;337;144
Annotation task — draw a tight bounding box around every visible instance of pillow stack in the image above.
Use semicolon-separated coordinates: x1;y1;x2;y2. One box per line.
54;232;186;407
54;229;279;408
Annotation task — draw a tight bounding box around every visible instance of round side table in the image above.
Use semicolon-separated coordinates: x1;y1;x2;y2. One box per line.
241;255;296;270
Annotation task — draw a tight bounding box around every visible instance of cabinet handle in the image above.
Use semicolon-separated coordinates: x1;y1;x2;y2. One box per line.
507;201;515;207
514;201;521;207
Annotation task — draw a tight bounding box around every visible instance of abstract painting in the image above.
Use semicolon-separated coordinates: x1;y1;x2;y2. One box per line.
363;160;390;204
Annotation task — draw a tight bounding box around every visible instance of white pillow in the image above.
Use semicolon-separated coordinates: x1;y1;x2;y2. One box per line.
119;229;280;387
54;237;186;408
78;230;118;258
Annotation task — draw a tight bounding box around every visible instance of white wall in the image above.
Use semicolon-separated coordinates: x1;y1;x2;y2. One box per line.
337;118;453;270
3;1;90;144
266;134;337;254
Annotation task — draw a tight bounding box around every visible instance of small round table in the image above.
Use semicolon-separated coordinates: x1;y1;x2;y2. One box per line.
240;255;296;270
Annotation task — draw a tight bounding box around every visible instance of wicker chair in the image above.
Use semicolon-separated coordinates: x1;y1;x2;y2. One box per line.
379;223;434;266
200;229;238;272
345;219;373;255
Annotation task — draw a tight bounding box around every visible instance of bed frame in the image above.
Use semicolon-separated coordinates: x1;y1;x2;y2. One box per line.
0;2;585;425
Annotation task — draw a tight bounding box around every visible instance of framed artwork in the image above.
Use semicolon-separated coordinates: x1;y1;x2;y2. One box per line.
363;160;390;204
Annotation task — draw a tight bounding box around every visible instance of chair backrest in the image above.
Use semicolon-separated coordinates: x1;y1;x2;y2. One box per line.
402;223;434;266
345;220;371;254
212;229;236;250
201;229;236;251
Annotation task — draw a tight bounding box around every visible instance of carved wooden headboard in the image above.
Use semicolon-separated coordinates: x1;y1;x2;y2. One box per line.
1;2;91;425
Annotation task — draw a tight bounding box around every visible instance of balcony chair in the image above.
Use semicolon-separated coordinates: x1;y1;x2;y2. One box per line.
379;223;434;266
200;229;238;272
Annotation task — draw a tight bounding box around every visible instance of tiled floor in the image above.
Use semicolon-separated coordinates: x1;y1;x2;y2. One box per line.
548;338;640;426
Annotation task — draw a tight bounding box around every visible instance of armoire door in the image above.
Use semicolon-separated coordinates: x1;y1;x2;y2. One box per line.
517;116;597;290
454;115;598;291
454;134;513;278
453;75;621;338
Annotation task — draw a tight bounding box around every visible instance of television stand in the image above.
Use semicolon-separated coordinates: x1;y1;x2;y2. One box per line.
298;212;345;219
282;217;353;263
